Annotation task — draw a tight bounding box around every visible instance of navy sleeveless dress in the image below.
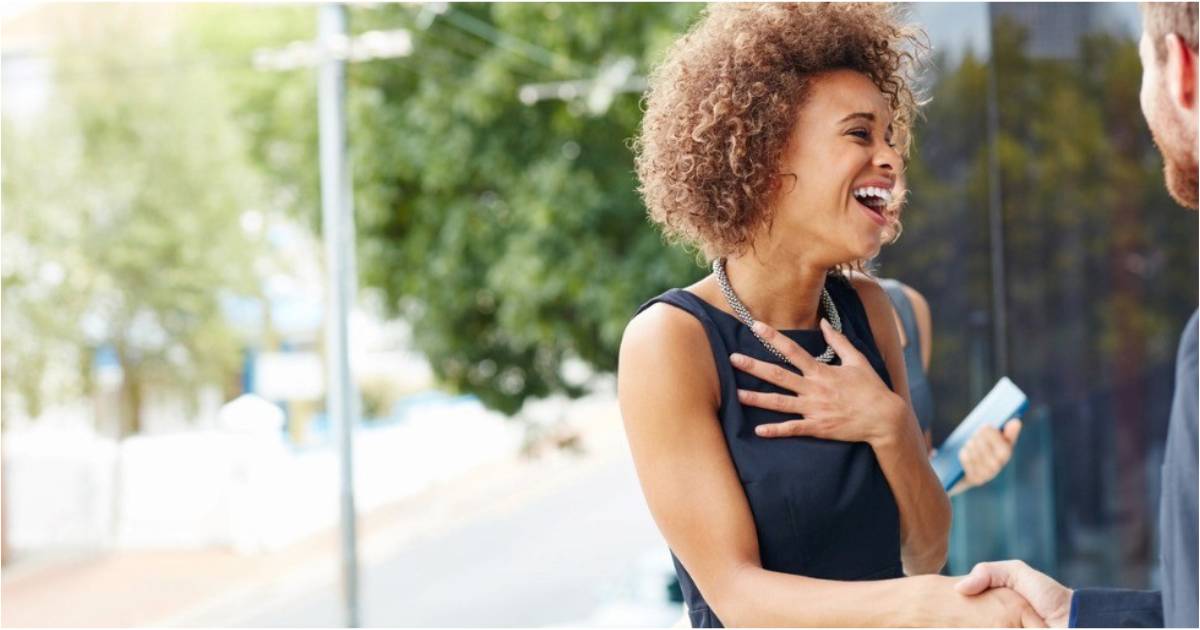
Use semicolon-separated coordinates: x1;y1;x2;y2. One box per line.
636;274;903;628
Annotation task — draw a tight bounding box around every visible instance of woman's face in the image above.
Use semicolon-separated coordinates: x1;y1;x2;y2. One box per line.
768;69;903;265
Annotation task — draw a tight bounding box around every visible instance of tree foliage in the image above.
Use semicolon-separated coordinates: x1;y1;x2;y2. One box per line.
346;4;704;414
206;4;703;415
1;6;264;433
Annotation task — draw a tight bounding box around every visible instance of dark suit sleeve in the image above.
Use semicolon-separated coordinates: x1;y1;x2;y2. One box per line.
1070;588;1164;628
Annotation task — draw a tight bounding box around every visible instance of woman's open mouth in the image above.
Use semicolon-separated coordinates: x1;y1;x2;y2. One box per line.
852;186;891;227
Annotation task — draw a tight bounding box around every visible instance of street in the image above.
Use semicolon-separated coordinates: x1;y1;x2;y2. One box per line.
169;417;682;627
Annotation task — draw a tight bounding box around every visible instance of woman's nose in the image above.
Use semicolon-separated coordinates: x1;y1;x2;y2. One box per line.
875;142;903;173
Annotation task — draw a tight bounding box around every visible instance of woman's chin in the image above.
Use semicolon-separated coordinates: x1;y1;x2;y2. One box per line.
849;235;884;263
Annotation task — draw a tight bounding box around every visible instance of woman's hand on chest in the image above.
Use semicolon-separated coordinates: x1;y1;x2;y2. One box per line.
731;318;908;448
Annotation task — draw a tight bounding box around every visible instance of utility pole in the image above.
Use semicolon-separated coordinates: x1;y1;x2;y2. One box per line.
318;6;360;627
518;56;645;115
253;7;412;627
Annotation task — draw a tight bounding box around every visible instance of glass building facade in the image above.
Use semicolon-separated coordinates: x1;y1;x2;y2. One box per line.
881;3;1198;590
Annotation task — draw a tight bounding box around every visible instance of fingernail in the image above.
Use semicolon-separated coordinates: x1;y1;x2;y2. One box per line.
750;320;764;334
819;318;831;331
730;353;745;366
755;425;768;436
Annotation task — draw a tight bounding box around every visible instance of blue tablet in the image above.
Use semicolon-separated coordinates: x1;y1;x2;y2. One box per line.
929;377;1029;490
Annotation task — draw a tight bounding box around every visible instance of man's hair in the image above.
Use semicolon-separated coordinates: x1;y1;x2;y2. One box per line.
1143;3;1199;60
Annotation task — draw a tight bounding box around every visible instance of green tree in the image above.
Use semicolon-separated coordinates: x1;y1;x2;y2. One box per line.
201;4;704;415
1;5;265;435
350;4;705;414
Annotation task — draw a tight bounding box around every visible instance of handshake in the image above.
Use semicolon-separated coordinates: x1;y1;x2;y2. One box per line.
928;560;1073;628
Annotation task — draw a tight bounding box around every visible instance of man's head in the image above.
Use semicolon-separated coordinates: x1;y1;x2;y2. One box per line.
1139;2;1199;210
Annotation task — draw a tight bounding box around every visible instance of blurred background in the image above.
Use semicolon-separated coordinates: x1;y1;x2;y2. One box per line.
1;2;1195;627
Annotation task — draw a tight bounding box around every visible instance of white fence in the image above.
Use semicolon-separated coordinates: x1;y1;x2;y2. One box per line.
3;394;524;554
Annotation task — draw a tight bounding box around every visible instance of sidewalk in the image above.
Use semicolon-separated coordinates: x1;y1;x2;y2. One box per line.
2;398;631;628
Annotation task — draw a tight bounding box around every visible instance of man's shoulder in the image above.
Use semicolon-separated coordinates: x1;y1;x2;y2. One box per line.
1174;309;1198;402
1170;309;1199;441
1179;310;1198;359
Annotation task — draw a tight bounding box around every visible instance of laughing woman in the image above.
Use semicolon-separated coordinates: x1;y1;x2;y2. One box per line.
620;4;1039;627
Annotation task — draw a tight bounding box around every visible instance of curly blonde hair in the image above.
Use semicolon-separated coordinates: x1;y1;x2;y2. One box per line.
633;3;926;261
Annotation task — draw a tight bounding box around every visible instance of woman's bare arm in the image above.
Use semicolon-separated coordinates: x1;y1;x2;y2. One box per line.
616;303;1000;626
850;276;951;575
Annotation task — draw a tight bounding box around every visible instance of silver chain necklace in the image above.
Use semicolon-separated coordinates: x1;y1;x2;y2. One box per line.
712;257;841;365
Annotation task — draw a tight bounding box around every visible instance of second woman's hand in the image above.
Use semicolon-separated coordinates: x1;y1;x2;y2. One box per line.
958;420;1023;488
731;318;908;448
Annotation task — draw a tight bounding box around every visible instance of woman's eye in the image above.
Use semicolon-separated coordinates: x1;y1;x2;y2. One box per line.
849;129;871;140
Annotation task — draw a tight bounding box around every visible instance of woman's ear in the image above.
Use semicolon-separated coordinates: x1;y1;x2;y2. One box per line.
775;172;798;195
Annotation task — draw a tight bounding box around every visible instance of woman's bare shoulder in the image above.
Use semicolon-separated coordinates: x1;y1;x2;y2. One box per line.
619;299;720;411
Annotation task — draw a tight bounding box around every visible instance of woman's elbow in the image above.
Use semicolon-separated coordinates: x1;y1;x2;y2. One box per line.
905;502;951;574
906;538;949;575
927;495;953;569
709;596;759;627
702;562;762;627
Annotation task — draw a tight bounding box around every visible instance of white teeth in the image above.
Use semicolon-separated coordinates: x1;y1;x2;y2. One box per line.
852;186;892;204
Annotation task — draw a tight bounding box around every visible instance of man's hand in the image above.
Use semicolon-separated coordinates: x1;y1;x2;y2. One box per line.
911;575;1046;627
957;560;1073;627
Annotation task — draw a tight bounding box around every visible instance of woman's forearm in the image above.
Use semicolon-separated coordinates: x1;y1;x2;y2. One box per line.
713;566;941;627
870;400;951;575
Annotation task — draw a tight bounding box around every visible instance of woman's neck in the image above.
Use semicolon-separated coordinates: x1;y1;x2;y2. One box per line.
722;252;830;331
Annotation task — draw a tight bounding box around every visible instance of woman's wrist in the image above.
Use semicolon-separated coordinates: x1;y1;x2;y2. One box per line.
893;575;946;627
868;392;912;451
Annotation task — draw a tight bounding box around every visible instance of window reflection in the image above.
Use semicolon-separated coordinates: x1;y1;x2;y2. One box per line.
885;2;1197;590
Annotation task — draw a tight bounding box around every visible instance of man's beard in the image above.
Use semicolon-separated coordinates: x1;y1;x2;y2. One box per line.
1164;156;1199;210
1148;107;1199;210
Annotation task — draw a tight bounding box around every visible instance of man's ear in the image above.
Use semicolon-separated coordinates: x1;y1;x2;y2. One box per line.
1163;32;1197;113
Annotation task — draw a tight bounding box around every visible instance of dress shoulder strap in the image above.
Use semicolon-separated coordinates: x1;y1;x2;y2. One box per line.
826;274;894;389
634;288;735;413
